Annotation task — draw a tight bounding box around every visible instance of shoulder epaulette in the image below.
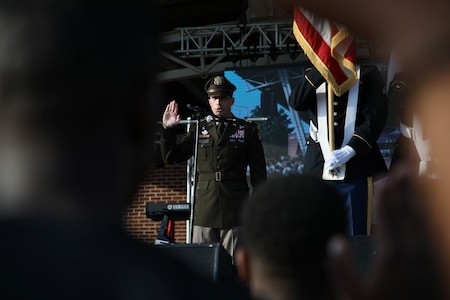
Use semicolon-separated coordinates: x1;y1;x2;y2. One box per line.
241;118;257;125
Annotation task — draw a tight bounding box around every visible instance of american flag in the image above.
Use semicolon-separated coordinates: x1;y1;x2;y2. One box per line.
293;6;358;96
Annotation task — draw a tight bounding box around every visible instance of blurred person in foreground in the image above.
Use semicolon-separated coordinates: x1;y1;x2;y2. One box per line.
236;175;347;300
0;1;246;299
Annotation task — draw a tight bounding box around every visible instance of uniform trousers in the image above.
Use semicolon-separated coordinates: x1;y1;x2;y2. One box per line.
192;225;239;264
327;177;372;235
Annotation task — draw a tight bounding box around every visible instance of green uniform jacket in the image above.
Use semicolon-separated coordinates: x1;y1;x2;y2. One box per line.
160;115;267;228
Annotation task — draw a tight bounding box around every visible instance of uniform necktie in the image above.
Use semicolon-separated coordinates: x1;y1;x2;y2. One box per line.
218;122;226;137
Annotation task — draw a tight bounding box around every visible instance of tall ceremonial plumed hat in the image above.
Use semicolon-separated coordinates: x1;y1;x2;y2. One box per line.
204;75;236;96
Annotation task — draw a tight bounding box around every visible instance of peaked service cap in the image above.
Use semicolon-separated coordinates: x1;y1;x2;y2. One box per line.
204;75;236;96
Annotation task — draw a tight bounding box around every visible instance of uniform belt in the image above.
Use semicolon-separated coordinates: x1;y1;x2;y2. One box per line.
198;171;246;182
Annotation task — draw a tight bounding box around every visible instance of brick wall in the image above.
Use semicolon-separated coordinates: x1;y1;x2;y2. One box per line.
123;163;189;244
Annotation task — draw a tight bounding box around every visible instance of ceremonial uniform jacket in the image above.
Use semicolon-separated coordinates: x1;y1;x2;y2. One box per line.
388;73;436;176
160;115;267;228
388;72;419;169
289;65;388;181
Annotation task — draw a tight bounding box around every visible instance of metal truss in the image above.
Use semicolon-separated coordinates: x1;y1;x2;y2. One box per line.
159;19;387;83
176;20;299;59
159;20;304;82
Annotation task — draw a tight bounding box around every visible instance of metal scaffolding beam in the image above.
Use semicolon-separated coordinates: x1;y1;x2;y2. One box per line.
159;19;386;83
159;20;305;82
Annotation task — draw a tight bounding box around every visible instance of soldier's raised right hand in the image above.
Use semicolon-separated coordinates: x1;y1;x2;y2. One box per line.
162;100;181;128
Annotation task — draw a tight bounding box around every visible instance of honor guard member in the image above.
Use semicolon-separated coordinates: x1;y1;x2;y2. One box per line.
388;72;439;178
289;64;388;235
160;75;267;262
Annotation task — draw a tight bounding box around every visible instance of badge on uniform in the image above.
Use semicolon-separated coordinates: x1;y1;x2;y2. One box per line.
201;127;209;136
230;126;245;140
199;127;210;143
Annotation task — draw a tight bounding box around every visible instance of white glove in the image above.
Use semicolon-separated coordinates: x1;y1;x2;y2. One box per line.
324;145;356;170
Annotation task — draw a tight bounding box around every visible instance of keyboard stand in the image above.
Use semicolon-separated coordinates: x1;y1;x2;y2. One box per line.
155;215;175;245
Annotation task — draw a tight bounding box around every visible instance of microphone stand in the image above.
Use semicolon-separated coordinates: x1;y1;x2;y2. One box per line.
186;109;207;244
186;116;200;244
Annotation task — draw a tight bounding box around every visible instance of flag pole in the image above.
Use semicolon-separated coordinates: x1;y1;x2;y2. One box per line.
324;81;345;180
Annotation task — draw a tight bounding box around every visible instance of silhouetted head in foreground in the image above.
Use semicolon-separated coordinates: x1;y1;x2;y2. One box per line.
0;0;161;220
237;175;347;300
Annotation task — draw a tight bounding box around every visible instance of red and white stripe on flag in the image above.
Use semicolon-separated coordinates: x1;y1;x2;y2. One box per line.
293;6;358;96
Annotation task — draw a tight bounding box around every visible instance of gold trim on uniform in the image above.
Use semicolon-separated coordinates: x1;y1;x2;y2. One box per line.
390;79;409;89
305;74;318;89
366;176;373;235
353;133;372;149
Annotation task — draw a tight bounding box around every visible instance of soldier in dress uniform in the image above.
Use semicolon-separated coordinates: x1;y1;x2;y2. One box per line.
289;64;388;235
388;71;439;178
160;75;267;262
